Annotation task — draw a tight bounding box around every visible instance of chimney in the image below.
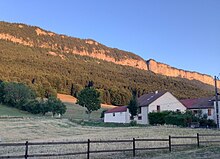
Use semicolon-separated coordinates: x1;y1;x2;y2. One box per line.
155;90;158;94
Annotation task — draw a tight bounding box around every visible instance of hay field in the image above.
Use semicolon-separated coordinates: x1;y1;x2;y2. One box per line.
1;117;220;158
1;102;220;158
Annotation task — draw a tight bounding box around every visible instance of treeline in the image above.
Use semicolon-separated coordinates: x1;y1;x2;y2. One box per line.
0;81;66;115
0;40;214;106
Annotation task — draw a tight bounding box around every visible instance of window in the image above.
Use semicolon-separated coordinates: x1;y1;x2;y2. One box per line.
176;109;180;112
138;107;142;114
208;109;212;116
113;113;115;116
157;105;160;112
138;116;142;120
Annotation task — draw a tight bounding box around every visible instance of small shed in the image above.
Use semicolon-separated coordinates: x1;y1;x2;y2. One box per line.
104;106;130;123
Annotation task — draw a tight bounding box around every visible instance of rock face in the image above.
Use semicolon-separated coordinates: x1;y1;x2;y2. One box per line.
146;59;220;88
0;22;147;70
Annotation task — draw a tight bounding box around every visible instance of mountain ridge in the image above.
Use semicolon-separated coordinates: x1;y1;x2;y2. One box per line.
0;21;218;88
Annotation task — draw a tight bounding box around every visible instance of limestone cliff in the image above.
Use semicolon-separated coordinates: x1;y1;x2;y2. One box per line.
0;21;147;70
146;59;220;88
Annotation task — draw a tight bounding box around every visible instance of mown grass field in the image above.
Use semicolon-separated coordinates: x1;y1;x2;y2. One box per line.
0;104;36;117
1;103;220;158
63;102;106;121
1;116;220;158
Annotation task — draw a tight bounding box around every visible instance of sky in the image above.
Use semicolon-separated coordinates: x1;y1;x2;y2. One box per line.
1;0;220;76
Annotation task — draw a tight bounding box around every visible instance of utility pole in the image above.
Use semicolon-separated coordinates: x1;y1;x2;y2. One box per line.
214;76;219;129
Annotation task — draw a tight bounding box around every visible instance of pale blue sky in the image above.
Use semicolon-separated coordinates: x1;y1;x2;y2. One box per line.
1;0;220;76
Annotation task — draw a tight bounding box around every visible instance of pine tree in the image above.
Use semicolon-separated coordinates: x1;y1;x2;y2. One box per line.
128;93;138;120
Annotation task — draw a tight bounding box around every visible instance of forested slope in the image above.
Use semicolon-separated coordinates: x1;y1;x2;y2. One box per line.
0;40;213;105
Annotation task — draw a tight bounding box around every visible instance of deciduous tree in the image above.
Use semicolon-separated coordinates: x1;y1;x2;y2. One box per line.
77;87;101;120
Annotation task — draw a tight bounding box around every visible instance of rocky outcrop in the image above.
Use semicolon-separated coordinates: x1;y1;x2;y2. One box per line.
0;25;147;70
0;32;147;70
146;59;220;88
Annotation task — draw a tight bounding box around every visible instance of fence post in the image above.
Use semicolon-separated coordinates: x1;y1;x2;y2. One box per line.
133;138;136;157
169;136;171;152
25;141;28;159
87;139;90;159
197;133;200;148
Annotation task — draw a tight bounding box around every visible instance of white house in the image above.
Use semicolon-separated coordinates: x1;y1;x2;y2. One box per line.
180;97;215;120
104;91;186;124
137;91;186;124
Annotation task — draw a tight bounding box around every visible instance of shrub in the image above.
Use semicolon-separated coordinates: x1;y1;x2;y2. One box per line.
3;82;35;108
129;120;137;126
148;111;171;125
46;97;66;116
23;100;42;114
100;110;107;118
164;113;187;127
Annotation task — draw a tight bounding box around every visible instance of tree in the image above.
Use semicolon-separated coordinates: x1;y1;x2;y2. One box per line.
46;97;66;116
70;83;83;97
3;82;35;108
23;100;42;114
0;81;5;103
127;95;138;120
77;87;101;120
109;88;121;105
86;80;94;88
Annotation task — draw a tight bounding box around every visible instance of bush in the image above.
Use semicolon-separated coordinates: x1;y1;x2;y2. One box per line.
165;113;187;127
200;118;216;128
148;111;171;125
46;97;66;116
3;82;35;108
23;100;42;114
149;111;202;127
100;110;107;118
207;119;217;128
129;120;137;126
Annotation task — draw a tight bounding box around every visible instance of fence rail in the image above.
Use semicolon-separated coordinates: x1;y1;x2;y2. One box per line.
0;133;220;159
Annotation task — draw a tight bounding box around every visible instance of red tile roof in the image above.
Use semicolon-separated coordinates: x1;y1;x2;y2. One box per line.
180;97;213;109
105;106;127;113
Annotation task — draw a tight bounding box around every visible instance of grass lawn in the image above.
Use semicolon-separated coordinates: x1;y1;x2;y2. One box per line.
63;102;106;121
0;104;36;117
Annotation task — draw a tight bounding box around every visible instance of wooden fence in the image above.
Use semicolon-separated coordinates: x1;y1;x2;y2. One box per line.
0;133;220;159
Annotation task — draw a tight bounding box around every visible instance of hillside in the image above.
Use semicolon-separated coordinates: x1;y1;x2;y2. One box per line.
0;21;215;105
0;21;219;88
0;21;147;70
0;104;35;117
57;93;117;109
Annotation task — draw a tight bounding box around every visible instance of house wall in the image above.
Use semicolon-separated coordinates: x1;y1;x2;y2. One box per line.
148;92;186;113
190;108;214;120
104;110;130;123
136;106;149;124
